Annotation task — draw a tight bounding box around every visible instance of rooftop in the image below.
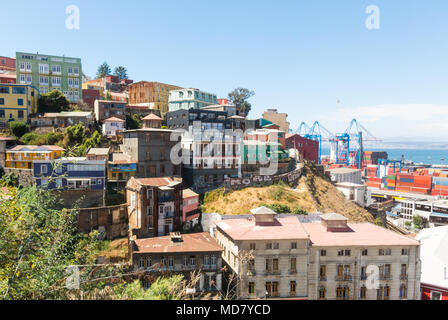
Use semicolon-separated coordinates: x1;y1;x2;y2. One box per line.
133;232;223;254
129;176;182;188
183;188;199;199
104;116;126;123
8;145;65;152
142;113;162;121
302;222;419;246
216;215;309;241
87;147;110;156
415;226;448;289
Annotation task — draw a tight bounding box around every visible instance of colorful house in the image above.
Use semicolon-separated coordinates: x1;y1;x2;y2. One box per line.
168;88;218;112
5;145;64;169
182;188;200;223
33;157;106;191
102;116;125;137
108;152;137;183
16;52;82;102
142;113;162;129
0;84;38;128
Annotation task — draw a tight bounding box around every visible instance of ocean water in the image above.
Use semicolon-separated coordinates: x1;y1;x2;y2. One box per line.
321;148;448;166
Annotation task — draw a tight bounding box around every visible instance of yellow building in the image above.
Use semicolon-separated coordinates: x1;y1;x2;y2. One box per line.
82;79;105;96
5;145;65;169
107;153;137;183
128;81;183;116
0;84;38;127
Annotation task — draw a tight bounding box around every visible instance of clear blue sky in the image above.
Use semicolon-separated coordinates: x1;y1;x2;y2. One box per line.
1;0;448;139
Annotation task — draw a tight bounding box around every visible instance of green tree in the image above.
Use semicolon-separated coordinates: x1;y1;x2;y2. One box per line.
38;90;70;113
8;121;28;138
413;215;424;229
292;206;307;215
0;182;103;299
113;66;128;80
105;91;113;101
126;114;141;130
96;61;111;78
228;87;255;116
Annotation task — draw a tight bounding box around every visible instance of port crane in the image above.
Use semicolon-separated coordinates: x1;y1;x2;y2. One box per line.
303;121;334;164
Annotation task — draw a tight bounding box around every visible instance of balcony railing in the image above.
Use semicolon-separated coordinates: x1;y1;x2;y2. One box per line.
379;274;392;280
319;276;327;282
335;275;352;282
400;274;408;280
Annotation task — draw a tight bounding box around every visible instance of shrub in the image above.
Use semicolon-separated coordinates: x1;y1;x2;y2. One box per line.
9;121;28;138
292;206;307;215
260;202;291;213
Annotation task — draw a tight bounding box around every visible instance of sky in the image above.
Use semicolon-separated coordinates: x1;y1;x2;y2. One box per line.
1;0;448;140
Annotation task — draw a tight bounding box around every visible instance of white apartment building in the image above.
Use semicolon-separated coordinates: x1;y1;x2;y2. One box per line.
214;208;421;300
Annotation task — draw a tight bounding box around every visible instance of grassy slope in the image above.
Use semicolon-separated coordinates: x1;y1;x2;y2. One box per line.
202;163;375;223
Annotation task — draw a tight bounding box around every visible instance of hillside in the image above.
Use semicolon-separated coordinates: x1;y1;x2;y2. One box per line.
202;163;375;223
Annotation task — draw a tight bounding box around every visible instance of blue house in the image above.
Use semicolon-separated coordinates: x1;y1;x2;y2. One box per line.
33;157;106;191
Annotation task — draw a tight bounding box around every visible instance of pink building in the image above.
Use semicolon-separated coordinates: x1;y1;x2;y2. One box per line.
182;188;200;223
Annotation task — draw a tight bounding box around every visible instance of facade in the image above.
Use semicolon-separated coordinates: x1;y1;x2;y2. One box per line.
5;145;64;169
141;113;162;129
201;103;237;117
33;157;106;191
121;128;181;178
108;152;137;183
86;147;110;161
214;208;421;300
166;108;230;130
327;167;363;184
415;226;448;300
0;84;38;128
285;133;319;163
0;56;16;84
168;88;218;112
131;232;223;293
182;188;200;223
215;207;310;299
16;52;82;102
102;116;125;137
0;136;17;168
397;198;448;227
127;176;183;238
128;81;183;115
126;105;161;118
30;111;93;129
335;182;367;207
262;109;290;133
82;89;101;108
94;100;126;122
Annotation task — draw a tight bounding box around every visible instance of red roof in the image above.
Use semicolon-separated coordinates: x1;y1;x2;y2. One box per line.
104;116;125;122
134;232;223;254
142;113;162;121
129;176;181;187
217;216;309;240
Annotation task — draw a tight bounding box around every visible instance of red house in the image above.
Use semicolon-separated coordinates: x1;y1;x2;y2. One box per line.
416;226;448;300
82;89;101;108
182;188;200;223
285;133;319;163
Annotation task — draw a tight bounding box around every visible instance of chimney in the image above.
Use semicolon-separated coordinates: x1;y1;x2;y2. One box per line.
170;232;183;243
320;213;349;232
250;206;276;225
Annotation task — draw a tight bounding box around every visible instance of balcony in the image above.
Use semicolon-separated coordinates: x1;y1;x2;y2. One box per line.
319;276;327;282
400;274;408;281
335;275;352;282
163;212;175;219
265;270;280;276
159;196;174;202
247;269;256;276
379;274;392;280
289;269;297;275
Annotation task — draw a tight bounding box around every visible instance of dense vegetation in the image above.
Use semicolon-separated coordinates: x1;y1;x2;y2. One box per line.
38;90;70;113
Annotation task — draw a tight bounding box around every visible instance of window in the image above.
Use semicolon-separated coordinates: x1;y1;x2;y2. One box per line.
148;207;152;216
139;258;145;269
17;99;23;106
402;248;409;255
337;250;344;256
249;243;256;250
272;259;279;273
41;165;47;174
203;255;210;267
345;250;351;256
91;179;96;185
291;242;297;249
320;250;326;256
168;256;174;269
379;249;385;255
17;110;24;118
147;189;153;199
385;248;391;255
266;243;272;250
361;266;367;280
400;285;407;299
273;243;279;249
401;264;407;279
362;249;368;256
265;258;271;272
290;281;296;296
431;291;442;300
384;286;390;300
0;110;4;118
12;87;26;94
0;86;9;94
248;259;255;273
146;257;152;269
319;265;326;280
319;287;326;299
360;286;367;299
248;282;255;295
377;286;383;300
39;64;49;74
290;257;296;272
